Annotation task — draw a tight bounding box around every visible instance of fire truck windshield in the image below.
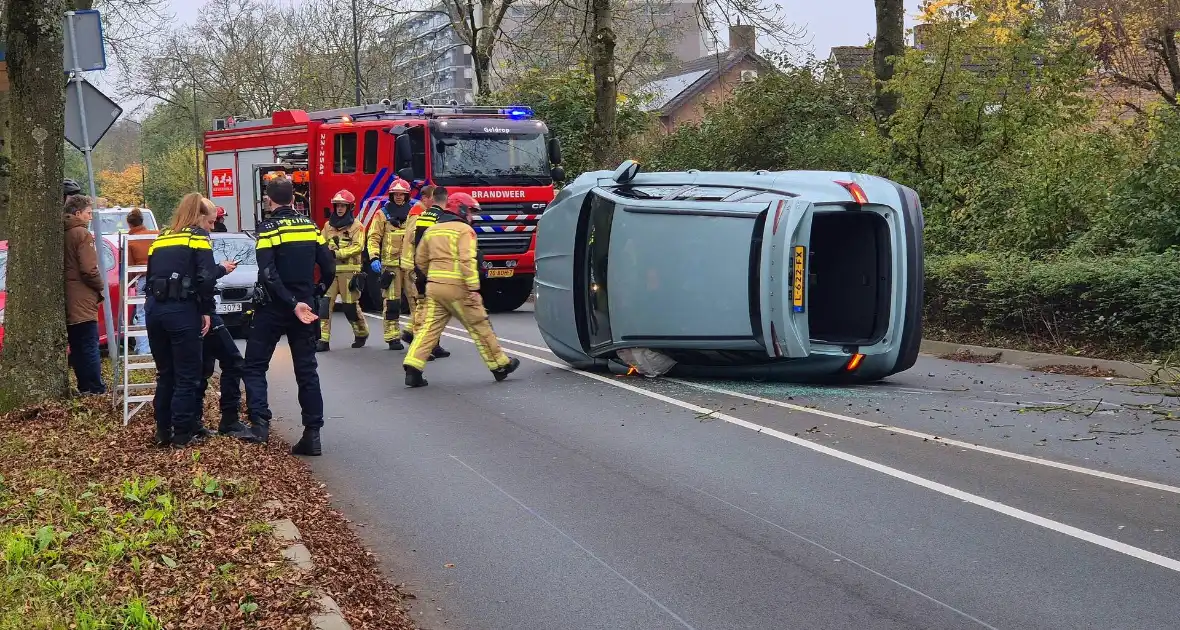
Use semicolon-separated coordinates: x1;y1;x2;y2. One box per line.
431;131;551;186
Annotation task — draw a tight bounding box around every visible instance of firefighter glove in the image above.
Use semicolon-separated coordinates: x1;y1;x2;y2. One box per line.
371;260;382;273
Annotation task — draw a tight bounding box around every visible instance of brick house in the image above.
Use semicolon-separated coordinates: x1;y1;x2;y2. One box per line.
638;25;778;133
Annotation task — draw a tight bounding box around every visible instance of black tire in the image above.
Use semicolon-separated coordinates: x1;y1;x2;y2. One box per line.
480;275;534;313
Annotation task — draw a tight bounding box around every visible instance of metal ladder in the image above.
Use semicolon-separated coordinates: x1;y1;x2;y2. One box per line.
120;233;157;425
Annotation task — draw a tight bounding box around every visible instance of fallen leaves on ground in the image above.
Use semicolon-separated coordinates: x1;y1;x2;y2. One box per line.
939;349;1002;364
0;392;417;630
1031;364;1118;378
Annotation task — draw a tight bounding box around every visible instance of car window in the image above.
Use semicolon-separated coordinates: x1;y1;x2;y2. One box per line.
99;240;116;273
670;186;745;201
211;237;257;266
585;194;614;348
612;185;683;200
93;211;158;234
0;250;7;292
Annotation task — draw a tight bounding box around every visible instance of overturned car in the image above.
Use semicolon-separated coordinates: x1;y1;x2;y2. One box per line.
533;161;924;384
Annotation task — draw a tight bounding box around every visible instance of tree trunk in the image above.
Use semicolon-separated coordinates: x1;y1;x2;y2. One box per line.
873;0;905;134
474;50;492;100
0;0;71;411
589;0;616;169
0;0;10;241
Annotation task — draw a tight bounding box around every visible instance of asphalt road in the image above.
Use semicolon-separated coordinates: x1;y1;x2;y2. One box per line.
257;305;1180;630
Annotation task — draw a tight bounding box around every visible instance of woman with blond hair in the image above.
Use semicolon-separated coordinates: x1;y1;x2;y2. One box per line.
144;193;221;448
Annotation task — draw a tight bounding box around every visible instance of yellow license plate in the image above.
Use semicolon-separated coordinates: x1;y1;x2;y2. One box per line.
487;268;515;278
791;246;805;312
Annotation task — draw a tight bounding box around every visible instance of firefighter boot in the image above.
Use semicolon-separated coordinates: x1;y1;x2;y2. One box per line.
291;428;322;456
430;345;450;360
352;336;367;349
388;339;405;351
405;366;428;388
401;330;414;344
316;340;330;352
493;357;522;382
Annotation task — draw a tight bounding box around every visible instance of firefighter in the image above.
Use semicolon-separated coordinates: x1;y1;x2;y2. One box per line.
317;189;370;351
400;185;451;360
398;184;434;346
242;177;335;456
145;194;221;447
403;192;520;387
366;178;413;350
212;207;229;232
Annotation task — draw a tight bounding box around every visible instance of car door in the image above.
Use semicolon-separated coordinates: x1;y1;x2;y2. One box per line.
587;186;770;353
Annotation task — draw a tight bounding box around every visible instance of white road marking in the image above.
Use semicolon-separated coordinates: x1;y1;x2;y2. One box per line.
688;485;998;629
366;313;1180;497
668;380;1180;496
449;455;697;630
386;319;1180;574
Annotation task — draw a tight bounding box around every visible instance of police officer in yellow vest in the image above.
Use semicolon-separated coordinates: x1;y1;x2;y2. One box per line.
317;189;370;351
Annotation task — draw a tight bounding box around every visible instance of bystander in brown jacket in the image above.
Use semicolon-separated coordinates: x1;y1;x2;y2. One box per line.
64;198;104;326
125;208;156;268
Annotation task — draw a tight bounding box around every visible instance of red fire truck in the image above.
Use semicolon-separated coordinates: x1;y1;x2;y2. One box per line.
203;101;564;313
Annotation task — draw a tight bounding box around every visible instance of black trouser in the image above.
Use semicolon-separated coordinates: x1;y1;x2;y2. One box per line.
200;314;242;426
147;303;203;439
242;305;324;429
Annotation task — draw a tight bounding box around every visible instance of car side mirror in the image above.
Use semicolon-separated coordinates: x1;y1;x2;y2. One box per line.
394;134;413;169
550;166;566;183
548;137;562;165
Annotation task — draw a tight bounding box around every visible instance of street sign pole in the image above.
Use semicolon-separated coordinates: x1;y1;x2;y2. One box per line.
66;10;120;400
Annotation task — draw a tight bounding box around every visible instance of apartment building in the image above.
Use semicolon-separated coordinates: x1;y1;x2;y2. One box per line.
387;0;713;104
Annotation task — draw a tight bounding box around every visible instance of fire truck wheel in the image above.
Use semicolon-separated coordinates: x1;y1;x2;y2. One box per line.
480;275;535;313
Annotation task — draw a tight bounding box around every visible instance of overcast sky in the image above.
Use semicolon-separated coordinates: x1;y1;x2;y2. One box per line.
96;0;925;112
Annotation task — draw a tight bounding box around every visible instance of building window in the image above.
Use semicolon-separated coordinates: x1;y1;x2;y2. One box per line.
334;132;357;174
363;130;378;174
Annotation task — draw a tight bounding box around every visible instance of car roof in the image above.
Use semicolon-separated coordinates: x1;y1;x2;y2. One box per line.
211;232;253;239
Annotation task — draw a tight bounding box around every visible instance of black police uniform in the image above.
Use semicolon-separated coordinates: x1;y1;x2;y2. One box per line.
241;206;335;453
199;313;249;437
145;226;219;447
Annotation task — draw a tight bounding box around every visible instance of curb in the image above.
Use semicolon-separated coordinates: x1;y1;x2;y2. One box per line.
919;339;1176;380
263;501;353;630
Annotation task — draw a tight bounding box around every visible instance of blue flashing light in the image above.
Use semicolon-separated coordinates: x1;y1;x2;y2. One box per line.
502;105;534;120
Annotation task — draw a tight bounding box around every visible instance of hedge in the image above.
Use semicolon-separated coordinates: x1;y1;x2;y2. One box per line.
924;253;1180;359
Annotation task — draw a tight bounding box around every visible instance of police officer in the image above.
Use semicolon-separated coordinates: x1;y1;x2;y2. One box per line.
318;189;370;351
400;185;451;360
403;192;519;387
242;176;335;456
145;193;221;447
194;209;252;438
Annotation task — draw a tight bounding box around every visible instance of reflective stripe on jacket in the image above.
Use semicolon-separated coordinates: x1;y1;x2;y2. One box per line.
322;221;366;273
415;218;480;291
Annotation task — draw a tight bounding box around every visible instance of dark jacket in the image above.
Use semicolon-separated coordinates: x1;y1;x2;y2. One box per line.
255;206;335;309
64;214;105;325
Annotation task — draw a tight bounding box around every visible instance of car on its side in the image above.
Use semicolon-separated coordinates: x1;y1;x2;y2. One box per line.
0;237;132;351
210;232;259;337
533;162;924;384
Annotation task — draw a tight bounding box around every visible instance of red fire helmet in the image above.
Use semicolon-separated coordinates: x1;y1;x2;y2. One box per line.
388;178;411;194
445;192;480;218
331;189;356;205
215;206;226;219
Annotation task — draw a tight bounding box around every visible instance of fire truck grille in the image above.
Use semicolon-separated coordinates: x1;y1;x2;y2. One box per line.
471;202;543;256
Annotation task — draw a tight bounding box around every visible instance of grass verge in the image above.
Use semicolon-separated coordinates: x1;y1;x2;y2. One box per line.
0;395;416;629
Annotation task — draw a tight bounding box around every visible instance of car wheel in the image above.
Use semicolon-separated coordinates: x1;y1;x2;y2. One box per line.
480;275;534;313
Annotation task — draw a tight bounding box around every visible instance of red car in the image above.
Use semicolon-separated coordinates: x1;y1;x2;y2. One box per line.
0;237;132;351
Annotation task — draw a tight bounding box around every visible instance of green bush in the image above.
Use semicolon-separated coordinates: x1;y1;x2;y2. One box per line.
925;253;1180;357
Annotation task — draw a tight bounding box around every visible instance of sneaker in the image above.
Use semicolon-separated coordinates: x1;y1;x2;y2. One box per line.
492;357;521;382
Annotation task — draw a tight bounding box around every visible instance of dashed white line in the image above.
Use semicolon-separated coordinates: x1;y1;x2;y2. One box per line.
369;314;1180;574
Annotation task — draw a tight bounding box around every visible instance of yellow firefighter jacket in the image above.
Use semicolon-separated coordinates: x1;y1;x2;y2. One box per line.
415;218;480;292
322;220;366;272
366;209;406;268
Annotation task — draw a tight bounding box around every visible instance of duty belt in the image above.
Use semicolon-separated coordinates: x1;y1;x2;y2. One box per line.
149;273;195;302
